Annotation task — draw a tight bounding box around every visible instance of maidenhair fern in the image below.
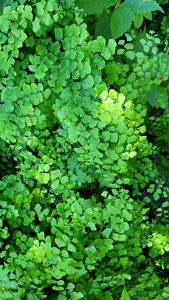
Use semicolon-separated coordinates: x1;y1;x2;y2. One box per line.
0;0;168;299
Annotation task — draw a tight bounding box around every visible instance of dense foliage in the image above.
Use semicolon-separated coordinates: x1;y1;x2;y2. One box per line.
0;0;168;299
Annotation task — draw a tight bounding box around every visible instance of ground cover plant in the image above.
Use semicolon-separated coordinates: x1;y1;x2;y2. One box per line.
0;0;169;299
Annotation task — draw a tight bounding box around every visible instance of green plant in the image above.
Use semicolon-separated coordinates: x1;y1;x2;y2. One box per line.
0;0;168;299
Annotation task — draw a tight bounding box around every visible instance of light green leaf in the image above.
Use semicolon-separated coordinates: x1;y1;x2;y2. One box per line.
83;75;94;89
110;6;134;39
44;13;52;26
0;268;8;282
134;13;144;28
144;12;152;20
23;5;33;20
58;295;67;300
33;18;40;33
88;245;96;253
107;39;116;55
164;244;169;252
68;243;76;252
111;132;118;143
120;287;130;300
88;222;97;231
0;33;8;44
102;228;112;238
126;50;135;60
55;238;65;248
67;283;75;292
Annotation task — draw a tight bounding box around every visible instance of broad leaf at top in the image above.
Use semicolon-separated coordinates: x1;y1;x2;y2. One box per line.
75;0;115;15
124;0;164;13
110;5;134;39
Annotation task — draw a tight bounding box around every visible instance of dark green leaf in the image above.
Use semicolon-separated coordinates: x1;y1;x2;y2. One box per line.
124;0;164;13
147;85;168;109
75;0;115;15
94;11;111;41
0;0;14;14
0;181;7;190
